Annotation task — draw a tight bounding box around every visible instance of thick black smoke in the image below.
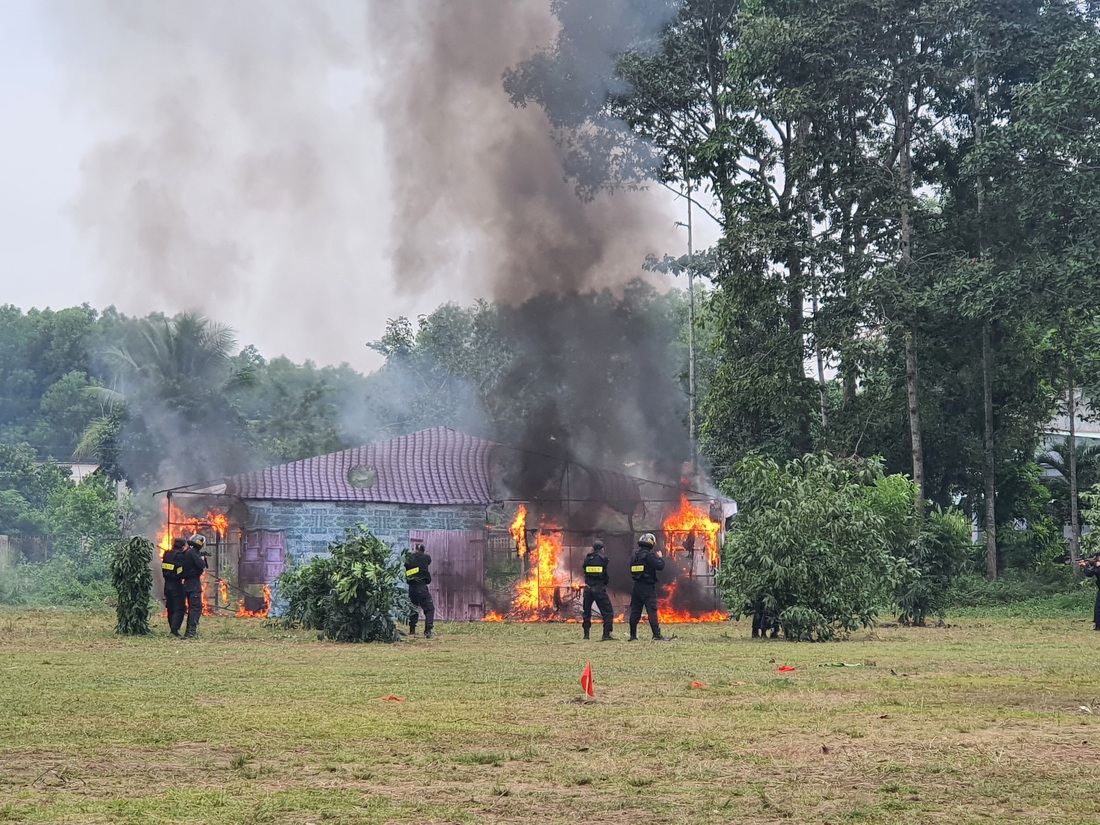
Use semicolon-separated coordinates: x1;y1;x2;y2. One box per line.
367;1;689;477
47;0;691;486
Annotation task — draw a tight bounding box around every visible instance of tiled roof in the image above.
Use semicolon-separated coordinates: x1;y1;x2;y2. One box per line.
224;427;495;505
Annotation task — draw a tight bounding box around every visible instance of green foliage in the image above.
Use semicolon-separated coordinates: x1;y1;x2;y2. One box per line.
0;554;114;607
275;525;409;643
718;453;908;641
896;509;972;627
110;536;153;636
949;568;1080;609
1078;483;1100;560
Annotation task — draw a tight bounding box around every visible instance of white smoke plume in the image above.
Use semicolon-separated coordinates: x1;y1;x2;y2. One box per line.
43;0;680;371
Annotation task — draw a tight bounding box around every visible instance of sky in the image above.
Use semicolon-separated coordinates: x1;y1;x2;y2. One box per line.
0;1;708;374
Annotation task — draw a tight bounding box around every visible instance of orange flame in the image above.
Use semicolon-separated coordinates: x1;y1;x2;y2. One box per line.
655;578;727;623
235;584;271;618
158;501;229;555
510;505;528;556
485;514;574;621
662;494;722;569
158;500;243;617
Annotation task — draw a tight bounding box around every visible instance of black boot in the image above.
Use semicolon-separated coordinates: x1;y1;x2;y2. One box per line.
583;627;590;640
409;622;417;636
601;630;615;641
424;629;434;639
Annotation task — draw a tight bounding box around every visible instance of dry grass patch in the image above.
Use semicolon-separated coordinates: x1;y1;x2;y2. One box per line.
3;607;1100;823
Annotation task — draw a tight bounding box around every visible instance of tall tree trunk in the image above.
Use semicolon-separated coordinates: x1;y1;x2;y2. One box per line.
897;91;924;512
686;163;698;475
904;331;925;509
983;321;997;579
1069;383;1080;565
976;69;996;578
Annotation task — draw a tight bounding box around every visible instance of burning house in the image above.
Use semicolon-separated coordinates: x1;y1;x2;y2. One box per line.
164;426;731;623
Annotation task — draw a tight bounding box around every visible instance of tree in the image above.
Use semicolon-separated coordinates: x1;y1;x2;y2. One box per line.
719;453;909;640
77;312;254;488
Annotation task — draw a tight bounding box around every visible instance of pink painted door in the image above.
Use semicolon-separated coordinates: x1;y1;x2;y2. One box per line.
241;530;286;584
408;530;486;621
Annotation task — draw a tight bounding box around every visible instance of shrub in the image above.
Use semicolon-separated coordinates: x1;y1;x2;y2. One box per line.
111;536;154;635
895;509;971;626
275;525;409;643
718;453;908;641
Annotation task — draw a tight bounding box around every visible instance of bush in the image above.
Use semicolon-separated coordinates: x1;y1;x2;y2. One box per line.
275;525;409;643
110;536;154;635
718;453;908;641
0;551;114;607
949;568;1078;607
895;509;971;626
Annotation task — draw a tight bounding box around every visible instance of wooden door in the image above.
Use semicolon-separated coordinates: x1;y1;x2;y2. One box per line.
241;530;286;584
409;530;485;621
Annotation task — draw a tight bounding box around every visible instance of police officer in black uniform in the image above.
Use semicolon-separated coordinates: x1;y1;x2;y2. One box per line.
628;532;668;641
180;534;209;639
1082;551;1100;630
581;539;615;640
405;543;435;638
161;537;187;637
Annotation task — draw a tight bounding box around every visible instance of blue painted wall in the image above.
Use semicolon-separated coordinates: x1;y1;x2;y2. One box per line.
240;499;487;563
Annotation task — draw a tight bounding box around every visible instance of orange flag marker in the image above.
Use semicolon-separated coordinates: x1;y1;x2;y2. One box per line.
691;681;707;689
581;662;594;697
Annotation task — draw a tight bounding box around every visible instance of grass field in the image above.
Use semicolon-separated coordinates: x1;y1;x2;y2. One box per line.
3;601;1100;824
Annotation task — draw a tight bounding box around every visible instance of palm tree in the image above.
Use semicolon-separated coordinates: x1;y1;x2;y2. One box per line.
77;312;253;488
1039;437;1100;542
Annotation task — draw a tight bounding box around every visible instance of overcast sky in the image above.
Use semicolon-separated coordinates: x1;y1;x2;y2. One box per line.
0;1;704;373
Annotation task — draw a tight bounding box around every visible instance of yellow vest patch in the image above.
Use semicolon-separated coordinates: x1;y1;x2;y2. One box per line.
585;566;604;574
406;567;420;577
631;564;645;573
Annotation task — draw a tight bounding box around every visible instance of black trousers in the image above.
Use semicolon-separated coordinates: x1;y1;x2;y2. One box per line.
582;586;613;634
1093;587;1100;629
752;609;779;638
182;579;203;634
164;579;186;634
409;583;435;632
629;581;661;638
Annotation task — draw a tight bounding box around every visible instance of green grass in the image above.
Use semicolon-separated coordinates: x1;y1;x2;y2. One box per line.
2;605;1100;823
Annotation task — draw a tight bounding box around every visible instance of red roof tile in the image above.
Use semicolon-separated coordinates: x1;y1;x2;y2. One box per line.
225;427;495;505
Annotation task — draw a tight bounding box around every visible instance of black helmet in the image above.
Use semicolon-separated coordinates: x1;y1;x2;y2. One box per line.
187;534;206;550
592;539;605;550
638;532;656;549
171;537;186;549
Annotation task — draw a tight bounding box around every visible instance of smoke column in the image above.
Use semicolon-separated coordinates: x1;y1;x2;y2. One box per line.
367;1;678;301
42;0;400;370
366;1;687;472
45;0;689;472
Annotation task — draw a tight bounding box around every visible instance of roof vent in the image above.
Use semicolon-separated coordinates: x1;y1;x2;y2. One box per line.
347;464;377;489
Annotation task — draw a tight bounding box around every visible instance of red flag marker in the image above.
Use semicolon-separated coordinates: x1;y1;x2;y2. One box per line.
580;662;594;697
691;681;707;689
776;665;796;672
379;696;406;701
